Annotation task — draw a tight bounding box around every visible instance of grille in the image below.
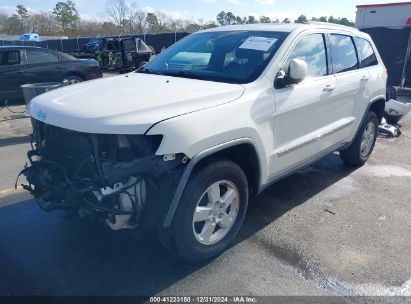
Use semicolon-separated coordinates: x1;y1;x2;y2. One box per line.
37;122;102;183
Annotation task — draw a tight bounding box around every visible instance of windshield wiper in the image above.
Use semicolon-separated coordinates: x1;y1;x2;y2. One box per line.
161;70;209;81
137;67;164;75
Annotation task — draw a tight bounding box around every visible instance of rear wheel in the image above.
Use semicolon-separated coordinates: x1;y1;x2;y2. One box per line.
160;160;248;262
66;75;83;85
340;111;379;167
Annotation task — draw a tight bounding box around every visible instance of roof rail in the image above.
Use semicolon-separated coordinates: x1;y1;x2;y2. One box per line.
306;21;359;31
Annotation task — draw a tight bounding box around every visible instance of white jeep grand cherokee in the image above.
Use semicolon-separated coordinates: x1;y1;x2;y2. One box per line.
22;23;386;261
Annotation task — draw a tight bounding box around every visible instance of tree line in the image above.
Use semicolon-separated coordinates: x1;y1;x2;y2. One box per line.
216;11;354;27
0;0;354;38
0;0;218;37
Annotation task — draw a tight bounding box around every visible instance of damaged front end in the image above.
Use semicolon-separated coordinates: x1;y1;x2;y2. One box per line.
18;120;186;231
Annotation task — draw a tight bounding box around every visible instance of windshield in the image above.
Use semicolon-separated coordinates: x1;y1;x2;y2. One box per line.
139;30;289;84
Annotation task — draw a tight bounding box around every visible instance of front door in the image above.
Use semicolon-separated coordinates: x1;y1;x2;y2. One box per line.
0;49;26;102
269;33;342;177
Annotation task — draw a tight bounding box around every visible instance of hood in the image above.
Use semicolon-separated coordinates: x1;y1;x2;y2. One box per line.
28;73;245;134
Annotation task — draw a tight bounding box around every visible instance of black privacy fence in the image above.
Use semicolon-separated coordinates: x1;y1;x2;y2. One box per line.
361;27;411;87
0;32;190;55
2;28;410;87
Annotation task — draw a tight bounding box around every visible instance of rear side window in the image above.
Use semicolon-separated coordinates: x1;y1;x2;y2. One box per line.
26;49;52;64
0;51;21;66
330;34;358;74
354;37;378;68
284;34;328;77
50;52;60;62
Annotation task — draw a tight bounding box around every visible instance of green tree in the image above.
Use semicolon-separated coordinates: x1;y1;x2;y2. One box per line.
295;14;308;24
52;0;79;36
216;11;227;26
235;16;244;25
16;4;30;32
282;18;291;23
146;12;159;32
339;17;354;27
259;16;271;23
327;16;339;24
319;16;327;22
216;11;237;26
246;15;257;24
226;12;236;25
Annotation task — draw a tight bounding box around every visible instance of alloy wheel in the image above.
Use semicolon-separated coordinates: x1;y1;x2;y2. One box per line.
192;180;240;246
360;121;376;158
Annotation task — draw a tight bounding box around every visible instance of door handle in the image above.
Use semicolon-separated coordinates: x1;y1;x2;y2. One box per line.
323;84;336;92
361;75;370;82
56;66;64;70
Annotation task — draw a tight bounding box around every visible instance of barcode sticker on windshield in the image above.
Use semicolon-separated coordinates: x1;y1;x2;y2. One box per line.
239;36;278;52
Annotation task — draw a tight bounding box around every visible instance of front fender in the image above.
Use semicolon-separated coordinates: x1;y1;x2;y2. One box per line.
161;138;260;227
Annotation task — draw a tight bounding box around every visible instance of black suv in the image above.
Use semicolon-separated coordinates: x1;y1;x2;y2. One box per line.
79;37;155;72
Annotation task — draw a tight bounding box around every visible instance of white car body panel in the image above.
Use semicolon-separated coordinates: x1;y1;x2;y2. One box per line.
28;73;245;134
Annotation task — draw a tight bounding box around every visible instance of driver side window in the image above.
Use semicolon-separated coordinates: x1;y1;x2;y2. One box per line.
283;34;328;78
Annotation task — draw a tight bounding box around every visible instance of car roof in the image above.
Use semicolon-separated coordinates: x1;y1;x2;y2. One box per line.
199;23;363;36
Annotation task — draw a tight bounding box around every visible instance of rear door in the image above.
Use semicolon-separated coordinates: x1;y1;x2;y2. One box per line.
121;38;137;68
23;48;65;84
0;49;25;102
328;33;368;141
353;36;381;115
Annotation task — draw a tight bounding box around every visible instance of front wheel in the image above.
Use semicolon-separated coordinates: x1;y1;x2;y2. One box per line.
340;111;379;167
161;160;248;262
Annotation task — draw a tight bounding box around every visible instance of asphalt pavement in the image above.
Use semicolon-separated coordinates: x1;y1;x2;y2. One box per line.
0;104;410;297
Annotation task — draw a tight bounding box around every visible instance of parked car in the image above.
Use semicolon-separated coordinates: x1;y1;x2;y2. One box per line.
20;33;41;42
76;37;155;72
21;23;386;261
0;46;102;102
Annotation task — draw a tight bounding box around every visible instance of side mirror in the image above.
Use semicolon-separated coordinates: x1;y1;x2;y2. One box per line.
289;58;308;83
275;58;308;89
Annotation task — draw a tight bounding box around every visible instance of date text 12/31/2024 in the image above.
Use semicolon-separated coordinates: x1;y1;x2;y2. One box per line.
149;296;258;303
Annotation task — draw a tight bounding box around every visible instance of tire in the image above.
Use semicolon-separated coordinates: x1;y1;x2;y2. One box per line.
66;75;84;85
384;113;403;125
160;160;249;262
340;111;379;167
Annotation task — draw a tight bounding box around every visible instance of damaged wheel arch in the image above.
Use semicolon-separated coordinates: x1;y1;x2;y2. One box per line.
162;138;262;228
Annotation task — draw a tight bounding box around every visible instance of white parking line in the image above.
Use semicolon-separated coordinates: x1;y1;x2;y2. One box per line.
0;186;23;197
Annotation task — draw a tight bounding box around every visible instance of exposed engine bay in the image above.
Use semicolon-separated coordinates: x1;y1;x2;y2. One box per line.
18;120;186;231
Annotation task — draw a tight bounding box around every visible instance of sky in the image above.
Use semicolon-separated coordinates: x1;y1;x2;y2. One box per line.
1;0;411;23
